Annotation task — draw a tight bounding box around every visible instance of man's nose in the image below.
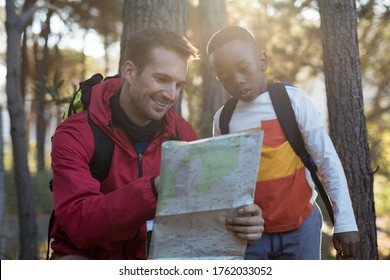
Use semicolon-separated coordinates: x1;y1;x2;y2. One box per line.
162;83;179;101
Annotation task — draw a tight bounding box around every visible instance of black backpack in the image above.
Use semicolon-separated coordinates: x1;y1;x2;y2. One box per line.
219;82;335;225
46;74;116;259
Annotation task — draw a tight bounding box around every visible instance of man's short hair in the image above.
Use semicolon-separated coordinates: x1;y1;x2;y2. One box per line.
207;26;257;56
122;27;198;73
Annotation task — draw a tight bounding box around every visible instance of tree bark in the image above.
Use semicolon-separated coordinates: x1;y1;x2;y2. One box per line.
35;9;53;171
318;0;377;259
0;106;7;258
197;0;229;137
120;0;189;115
5;0;38;259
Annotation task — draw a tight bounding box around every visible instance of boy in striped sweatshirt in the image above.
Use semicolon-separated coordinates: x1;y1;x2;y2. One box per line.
207;26;359;260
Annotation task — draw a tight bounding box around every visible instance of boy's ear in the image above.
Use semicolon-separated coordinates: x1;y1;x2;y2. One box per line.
258;50;268;71
122;60;137;85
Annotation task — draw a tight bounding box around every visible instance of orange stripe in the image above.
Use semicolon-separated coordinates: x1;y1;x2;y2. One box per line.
254;167;313;232
261;119;286;148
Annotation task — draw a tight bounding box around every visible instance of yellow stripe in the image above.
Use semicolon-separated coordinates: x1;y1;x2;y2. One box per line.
257;140;304;181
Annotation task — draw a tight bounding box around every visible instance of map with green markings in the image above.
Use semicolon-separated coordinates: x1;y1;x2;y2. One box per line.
149;130;264;260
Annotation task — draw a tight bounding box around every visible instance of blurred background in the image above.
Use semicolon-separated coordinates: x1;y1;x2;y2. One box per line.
0;0;389;259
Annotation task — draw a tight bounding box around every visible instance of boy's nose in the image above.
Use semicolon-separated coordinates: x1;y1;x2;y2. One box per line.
233;72;245;86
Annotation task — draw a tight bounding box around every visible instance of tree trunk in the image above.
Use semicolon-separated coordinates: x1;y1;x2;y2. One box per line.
35;9;53;171
198;0;229;137
5;0;38;259
0;106;7;259
318;0;377;259
120;0;189;115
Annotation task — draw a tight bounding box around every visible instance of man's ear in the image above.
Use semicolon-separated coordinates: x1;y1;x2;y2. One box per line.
258;50;268;72
122;60;137;85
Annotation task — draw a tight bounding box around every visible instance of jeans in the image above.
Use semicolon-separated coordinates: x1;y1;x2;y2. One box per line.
245;203;323;260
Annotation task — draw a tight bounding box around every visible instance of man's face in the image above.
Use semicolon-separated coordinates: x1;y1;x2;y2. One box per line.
210;39;268;102
121;47;187;126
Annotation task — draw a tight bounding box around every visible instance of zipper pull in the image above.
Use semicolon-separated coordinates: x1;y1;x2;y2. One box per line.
138;153;143;177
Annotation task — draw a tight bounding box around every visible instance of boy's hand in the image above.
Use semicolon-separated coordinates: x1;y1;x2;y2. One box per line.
226;204;264;242
333;231;360;259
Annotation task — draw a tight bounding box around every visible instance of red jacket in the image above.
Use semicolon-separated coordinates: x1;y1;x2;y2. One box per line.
50;78;198;259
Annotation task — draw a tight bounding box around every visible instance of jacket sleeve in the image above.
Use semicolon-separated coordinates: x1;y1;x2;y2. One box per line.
51;124;157;249
288;87;358;233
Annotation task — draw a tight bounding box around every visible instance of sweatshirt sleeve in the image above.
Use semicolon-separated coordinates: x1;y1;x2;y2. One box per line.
288;87;358;233
212;107;223;136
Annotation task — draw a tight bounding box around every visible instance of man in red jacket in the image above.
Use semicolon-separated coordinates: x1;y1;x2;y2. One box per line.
50;28;264;260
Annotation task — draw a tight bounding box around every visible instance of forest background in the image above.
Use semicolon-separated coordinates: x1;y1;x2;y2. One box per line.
0;0;389;260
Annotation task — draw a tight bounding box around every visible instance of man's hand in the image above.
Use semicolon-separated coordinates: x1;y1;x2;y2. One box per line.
153;176;160;192
226;204;264;242
333;231;360;259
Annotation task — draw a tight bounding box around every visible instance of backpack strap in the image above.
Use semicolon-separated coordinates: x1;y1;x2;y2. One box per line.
46;209;55;260
268;82;335;225
219;97;239;135
268;83;311;165
88;112;115;183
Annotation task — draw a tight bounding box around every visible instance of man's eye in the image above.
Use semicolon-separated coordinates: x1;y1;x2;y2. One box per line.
177;83;185;90
156;77;166;82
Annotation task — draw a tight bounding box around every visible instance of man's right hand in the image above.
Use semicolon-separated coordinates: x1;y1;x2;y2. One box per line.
153;176;160;192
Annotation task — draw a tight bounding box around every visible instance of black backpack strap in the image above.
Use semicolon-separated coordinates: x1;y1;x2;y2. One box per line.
87;112;115;183
79;74;104;110
46;205;55;260
219;97;239;135
268;82;335;225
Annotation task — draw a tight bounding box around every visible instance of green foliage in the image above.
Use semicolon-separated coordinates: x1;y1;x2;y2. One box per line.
369;121;390;216
226;0;323;84
33;74;68;106
374;174;390;215
368;123;390;178
4;144;53;215
3;139;53;214
5;169;53;215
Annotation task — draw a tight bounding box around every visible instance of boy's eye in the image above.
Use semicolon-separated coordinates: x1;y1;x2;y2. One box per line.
240;64;250;73
218;75;230;83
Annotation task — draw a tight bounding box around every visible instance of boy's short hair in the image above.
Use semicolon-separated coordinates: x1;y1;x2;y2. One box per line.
122;27;198;73
207;26;257;56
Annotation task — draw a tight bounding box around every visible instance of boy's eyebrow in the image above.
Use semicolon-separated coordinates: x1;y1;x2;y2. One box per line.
218;59;250;76
234;59;249;66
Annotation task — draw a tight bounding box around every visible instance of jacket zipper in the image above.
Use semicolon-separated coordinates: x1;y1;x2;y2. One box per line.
138;153;143;177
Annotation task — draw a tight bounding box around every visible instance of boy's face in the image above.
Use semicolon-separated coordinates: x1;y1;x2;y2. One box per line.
210;39;268;102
